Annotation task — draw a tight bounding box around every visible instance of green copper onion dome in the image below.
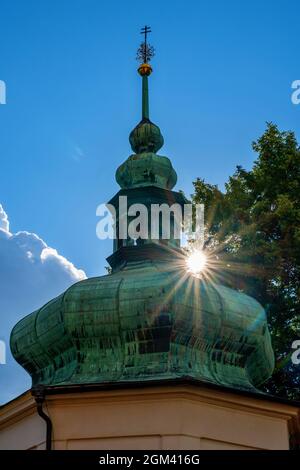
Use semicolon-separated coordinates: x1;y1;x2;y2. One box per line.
10;29;275;393
116;151;177;190
10;261;274;390
129;118;164;155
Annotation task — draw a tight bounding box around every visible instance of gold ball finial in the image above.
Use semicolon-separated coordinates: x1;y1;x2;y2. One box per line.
138;63;153;76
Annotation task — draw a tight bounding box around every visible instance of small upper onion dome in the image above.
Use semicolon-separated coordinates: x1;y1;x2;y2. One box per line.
129;118;164;154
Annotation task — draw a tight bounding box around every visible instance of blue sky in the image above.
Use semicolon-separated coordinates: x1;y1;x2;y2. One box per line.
0;0;299;402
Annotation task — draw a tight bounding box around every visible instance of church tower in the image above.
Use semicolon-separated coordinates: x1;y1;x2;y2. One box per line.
0;29;299;451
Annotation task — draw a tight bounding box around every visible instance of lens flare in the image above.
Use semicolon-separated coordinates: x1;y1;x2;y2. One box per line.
186;250;207;276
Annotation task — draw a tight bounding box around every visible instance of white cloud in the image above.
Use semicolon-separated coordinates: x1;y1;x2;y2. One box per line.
0;204;86;404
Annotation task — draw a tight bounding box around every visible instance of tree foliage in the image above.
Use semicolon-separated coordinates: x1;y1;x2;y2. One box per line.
192;123;300;399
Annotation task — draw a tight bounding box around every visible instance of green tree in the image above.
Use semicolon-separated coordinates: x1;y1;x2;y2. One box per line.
192;123;300;399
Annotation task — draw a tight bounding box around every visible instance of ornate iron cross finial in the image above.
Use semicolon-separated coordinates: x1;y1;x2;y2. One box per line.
136;25;155;63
